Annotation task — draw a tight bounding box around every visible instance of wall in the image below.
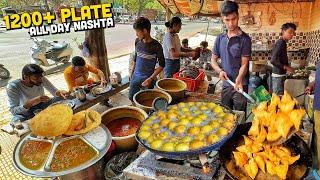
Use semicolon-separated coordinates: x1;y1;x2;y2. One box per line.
238;2;311;33
306;0;320;63
309;0;320;31
235;1;320;64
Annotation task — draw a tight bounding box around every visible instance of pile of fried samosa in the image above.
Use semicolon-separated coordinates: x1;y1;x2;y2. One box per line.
233;91;305;179
249;91;305;143
233;135;300;179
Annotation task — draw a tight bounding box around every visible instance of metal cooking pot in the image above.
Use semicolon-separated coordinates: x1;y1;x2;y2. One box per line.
156;78;187;102
101;106;148;152
133;89;172;113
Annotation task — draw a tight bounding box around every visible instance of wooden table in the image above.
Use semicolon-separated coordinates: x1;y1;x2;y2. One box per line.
73;77;129;113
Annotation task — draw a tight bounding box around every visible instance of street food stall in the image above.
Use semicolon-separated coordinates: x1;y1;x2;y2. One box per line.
11;74;313;179
7;0;320;179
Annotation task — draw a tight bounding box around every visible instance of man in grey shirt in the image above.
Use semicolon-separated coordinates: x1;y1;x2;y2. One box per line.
6;64;69;126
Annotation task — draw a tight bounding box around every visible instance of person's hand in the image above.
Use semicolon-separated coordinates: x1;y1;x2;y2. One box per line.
219;71;228;81
25;95;50;109
141;78;153;87
129;73;132;81
100;79;107;87
235;77;243;91
285;66;295;74
57;90;70;99
37;95;50;103
305;82;315;94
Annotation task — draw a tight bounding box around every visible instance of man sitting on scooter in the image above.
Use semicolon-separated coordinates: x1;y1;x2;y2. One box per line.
6;64;69;128
64;56;107;91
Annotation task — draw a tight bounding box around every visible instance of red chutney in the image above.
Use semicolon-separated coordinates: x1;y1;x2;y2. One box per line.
106;117;141;137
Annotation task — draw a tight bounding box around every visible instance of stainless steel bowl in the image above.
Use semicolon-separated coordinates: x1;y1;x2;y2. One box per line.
13;125;112;179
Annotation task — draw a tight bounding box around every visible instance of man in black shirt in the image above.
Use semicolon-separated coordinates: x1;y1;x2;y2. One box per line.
128;17;165;101
270;23;296;95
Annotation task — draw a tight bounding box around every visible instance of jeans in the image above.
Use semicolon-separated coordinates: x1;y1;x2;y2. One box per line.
221;85;248;112
128;75;155;101
11;96;62;124
272;76;286;95
164;59;180;78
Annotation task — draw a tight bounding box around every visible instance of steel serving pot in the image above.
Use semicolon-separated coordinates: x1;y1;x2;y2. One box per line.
133;89;172;113
13;125;112;179
101;105;148;152
156;78;187;102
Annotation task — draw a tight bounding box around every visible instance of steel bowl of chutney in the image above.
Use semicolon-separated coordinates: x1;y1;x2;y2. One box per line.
101;106;148;151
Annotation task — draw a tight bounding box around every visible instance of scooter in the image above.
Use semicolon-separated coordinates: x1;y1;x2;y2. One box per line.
153;26;165;44
0;64;10;79
30;38;73;67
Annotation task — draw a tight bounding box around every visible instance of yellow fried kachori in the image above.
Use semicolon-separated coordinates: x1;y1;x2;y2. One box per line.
29;104;73;137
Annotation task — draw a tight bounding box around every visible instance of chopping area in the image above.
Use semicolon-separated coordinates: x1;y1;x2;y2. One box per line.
1;0;320;179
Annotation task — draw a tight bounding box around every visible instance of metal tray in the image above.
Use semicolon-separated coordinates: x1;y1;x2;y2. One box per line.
13;124;112;178
90;84;112;96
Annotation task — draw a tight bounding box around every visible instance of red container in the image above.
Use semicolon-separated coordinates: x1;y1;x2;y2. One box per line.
173;69;205;92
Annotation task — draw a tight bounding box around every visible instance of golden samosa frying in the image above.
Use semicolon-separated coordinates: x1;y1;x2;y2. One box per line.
255;126;267;143
276;112;293;138
278;99;295;114
233;151;249;166
275;163;289;179
266;131;281;142
254;154;266;173
290;109;305;130
266;160;277;175
248;117;260;136
244;158;259;179
269;93;280;108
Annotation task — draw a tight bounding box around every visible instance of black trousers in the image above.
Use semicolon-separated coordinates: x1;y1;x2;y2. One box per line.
221;85;248;112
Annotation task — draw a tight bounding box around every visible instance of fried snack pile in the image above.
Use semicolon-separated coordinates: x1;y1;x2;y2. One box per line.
29;105;101;137
233;91;304;179
64;109;101;135
138;102;237;152
233;136;300;179
249;91;305;143
30;104;73;137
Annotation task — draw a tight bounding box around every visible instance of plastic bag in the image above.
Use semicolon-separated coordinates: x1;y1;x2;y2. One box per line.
104;152;138;180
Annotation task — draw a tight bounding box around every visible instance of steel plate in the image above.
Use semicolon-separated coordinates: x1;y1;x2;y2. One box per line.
13;124;112;178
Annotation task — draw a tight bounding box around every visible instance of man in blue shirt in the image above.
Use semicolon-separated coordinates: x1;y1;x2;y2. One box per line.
211;1;251;112
305;63;320;175
128;17;165;101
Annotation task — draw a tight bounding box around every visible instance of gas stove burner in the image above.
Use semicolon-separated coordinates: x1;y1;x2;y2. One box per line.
123;151;226;180
156;157;185;165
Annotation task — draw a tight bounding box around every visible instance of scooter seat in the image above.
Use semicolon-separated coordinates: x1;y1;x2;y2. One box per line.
50;43;68;50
